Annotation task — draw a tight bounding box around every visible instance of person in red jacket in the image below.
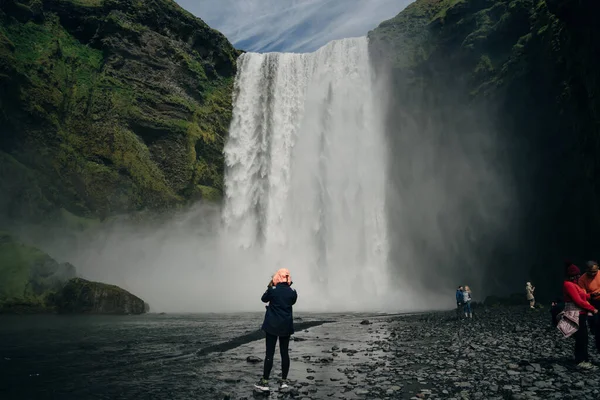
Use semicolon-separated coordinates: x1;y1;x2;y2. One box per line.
563;263;598;369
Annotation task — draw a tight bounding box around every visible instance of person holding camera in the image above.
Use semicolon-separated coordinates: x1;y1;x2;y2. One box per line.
254;268;297;393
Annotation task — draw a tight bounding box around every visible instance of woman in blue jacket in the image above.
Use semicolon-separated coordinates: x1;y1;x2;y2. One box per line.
254;268;298;392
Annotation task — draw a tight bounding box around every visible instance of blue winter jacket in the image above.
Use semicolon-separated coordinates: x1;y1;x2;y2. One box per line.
261;282;298;337
456;289;463;303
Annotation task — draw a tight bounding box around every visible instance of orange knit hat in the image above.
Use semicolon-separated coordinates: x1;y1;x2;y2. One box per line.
272;268;292;285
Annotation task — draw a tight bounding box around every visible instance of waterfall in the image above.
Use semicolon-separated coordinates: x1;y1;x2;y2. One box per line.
222;37;390;310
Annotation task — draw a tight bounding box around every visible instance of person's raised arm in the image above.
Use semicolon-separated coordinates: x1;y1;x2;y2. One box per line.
261;281;274;303
290;287;297;306
565;282;596;312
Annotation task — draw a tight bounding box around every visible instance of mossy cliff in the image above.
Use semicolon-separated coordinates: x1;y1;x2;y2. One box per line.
0;231;75;312
369;0;599;299
0;232;147;314
0;0;239;223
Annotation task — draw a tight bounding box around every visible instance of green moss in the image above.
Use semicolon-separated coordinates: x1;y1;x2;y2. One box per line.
432;0;466;22
0;233;76;312
0;0;239;222
65;0;104;6
54;208;101;230
197;185;221;202
176;47;208;82
0;235;47;300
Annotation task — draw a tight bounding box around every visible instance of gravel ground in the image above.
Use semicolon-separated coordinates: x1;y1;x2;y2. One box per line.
204;307;600;400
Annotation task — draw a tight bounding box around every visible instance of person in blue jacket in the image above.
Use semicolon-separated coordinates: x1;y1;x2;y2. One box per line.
254;268;298;392
456;286;464;319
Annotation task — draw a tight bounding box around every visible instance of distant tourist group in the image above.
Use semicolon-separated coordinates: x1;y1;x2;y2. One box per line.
455;286;473;319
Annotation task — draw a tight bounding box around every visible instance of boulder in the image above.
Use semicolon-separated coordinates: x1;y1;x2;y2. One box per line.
53;278;147;315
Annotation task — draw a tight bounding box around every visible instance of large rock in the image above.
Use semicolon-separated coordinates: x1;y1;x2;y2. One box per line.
0;231;76;312
0;0;240;223
0;232;148;314
53;277;147;315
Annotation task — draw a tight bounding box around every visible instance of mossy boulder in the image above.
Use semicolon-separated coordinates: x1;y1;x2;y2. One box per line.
0;233;148;314
0;231;76;312
53;277;147;315
0;0;239;223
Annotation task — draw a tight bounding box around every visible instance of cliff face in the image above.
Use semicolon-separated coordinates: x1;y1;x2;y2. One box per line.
0;0;239;223
369;0;600;299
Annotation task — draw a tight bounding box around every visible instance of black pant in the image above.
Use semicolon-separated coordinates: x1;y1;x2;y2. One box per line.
589;299;600;352
550;307;560;327
575;314;589;363
263;333;290;380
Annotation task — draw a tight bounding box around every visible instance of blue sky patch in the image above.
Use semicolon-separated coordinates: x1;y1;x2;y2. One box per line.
175;0;412;53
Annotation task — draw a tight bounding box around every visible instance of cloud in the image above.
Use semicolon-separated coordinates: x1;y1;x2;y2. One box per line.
175;0;412;53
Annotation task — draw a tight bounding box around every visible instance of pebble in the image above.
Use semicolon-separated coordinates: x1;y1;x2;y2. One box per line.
214;306;600;399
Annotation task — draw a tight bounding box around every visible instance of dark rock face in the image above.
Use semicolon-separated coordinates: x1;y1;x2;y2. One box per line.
54;277;146;315
368;0;600;300
0;0;239;223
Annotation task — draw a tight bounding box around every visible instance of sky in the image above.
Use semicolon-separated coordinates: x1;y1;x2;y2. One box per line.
175;0;412;53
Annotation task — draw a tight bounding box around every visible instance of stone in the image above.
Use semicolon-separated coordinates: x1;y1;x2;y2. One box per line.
54;278;147;315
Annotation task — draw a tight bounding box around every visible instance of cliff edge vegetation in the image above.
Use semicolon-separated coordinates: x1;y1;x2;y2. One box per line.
0;0;239;223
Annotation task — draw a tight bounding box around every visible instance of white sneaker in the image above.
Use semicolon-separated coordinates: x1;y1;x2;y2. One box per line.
254;379;270;392
577;361;597;370
279;379;290;390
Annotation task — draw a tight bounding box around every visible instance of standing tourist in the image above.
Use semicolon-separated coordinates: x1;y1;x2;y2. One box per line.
578;261;600;352
463;286;473;319
559;264;598;370
526;282;535;308
456;286;464;319
254;268;298;392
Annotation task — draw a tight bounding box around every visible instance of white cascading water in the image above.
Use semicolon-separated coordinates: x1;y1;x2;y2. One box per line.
222;37;392;311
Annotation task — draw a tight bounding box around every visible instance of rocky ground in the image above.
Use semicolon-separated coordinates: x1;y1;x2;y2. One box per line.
203;307;600;400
